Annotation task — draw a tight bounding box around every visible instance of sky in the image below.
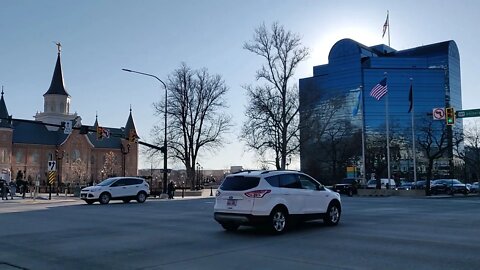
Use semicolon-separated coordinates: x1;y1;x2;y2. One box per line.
1;0;480;170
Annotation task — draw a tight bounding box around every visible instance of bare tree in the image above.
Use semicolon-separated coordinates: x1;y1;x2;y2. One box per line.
242;22;309;169
71;158;87;184
151;63;232;189
103;151;120;177
416;118;450;194
458;120;480;181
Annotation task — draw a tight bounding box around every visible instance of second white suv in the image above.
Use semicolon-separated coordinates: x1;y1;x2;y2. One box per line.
214;170;341;234
80;177;150;205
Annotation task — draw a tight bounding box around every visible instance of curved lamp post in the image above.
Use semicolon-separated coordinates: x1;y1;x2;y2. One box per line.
122;68;168;196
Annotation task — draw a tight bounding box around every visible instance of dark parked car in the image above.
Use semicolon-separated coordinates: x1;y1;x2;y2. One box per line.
333;178;359;196
411;180;427;190
430;179;469;195
470;182;479;193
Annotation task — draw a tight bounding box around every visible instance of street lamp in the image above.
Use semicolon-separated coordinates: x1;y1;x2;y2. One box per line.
122;68;168;196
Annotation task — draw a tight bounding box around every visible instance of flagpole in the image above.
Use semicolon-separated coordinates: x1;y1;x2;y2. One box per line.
385;73;391;183
410;78;417;185
387;10;391;47
360;85;366;185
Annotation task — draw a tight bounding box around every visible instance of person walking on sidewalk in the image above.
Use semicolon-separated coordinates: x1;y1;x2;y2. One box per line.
167;181;175;199
22;180;27;199
9;181;16;199
0;179;8;200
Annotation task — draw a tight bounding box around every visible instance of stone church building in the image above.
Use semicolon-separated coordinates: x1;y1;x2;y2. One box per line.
0;48;138;187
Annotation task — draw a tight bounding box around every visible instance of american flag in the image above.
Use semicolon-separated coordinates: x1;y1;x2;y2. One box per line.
370;78;388;100
382;13;389;38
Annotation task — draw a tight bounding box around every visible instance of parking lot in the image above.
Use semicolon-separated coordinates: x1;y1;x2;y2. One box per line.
0;196;479;270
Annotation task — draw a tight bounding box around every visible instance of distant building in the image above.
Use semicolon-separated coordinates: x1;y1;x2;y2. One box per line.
299;39;462;182
0;48;138;186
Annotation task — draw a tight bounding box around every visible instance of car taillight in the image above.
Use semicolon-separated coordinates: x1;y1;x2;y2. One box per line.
245;190;271;198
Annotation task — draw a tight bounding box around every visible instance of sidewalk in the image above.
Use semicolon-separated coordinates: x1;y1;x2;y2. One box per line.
0;193;80;204
1;189;217;205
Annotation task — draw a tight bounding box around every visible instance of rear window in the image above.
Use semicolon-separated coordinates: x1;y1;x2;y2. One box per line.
220;176;260;191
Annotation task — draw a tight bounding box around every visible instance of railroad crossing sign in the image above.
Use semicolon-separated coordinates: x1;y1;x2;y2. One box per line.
456;109;480;118
432;108;445;120
48;160;57;172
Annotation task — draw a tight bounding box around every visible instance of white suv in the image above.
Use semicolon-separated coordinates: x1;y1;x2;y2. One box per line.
214;170;341;234
80;177;150;205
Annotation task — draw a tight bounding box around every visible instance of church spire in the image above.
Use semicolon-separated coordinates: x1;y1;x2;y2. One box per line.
44;42;70;96
0;86;12;128
124;106;138;139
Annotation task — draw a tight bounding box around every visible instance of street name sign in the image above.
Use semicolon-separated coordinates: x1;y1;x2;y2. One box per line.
456;109;480;118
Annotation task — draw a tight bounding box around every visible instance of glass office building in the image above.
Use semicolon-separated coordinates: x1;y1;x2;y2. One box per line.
299;39;462;183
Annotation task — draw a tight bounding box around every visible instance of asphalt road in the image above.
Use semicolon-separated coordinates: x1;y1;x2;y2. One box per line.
0;196;479;270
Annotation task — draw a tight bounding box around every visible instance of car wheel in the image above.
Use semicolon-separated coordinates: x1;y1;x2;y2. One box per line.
324;202;341;226
99;192;110;204
220;223;239;231
85;200;94;205
123;199;131;203
136;191;147;203
269;207;288;234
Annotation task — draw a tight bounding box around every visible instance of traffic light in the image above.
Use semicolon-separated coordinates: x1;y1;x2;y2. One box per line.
446;107;455;125
96;126;103;140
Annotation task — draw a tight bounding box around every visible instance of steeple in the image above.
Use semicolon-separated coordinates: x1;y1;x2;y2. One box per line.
35;43;76;129
93;113;99;128
0;87;12;128
124;106;138;139
44;43;70;97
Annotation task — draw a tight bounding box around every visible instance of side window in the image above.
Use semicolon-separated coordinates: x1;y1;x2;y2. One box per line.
265;175;280;187
299;175;319;190
111;179;127;187
279;174;302;189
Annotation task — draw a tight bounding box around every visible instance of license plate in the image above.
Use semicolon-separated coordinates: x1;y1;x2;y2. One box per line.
227;199;237;206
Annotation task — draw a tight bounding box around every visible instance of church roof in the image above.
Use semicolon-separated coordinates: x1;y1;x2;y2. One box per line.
12;119;124;148
44;52;70;97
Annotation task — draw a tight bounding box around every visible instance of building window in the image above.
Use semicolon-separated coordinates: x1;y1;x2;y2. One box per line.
0;148;9;163
72;149;80;162
30;151;40;164
15;150;24;164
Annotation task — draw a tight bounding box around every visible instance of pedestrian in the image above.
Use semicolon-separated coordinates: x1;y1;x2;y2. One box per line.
22;179;27;199
9;181;16;199
0;179;8;200
167;181;175;199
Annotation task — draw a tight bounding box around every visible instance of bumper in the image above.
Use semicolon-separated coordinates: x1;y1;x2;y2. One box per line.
214;212;269;226
80;192;99;200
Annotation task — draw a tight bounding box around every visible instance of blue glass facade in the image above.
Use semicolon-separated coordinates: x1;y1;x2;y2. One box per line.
299;39;462;183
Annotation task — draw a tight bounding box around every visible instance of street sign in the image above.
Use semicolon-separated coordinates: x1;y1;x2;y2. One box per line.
432;108;445;120
48;171;56;185
64;120;73;134
456;108;480;118
48;160;57;172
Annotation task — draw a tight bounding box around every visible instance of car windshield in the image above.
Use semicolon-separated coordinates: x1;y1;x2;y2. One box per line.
97;178;117;186
367;179;376;185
